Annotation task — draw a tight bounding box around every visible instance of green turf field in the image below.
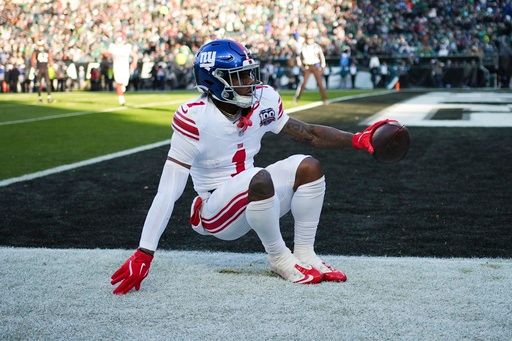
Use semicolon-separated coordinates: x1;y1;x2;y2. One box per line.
0;89;372;179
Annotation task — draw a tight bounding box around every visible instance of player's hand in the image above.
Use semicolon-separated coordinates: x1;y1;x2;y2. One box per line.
111;249;154;295
352;119;397;154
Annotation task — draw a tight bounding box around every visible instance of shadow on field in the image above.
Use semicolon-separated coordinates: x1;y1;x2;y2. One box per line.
0;99;78;121
1;91;511;258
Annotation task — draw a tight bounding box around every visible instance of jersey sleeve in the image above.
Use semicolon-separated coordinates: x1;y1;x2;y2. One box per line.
168;106;200;164
270;94;289;134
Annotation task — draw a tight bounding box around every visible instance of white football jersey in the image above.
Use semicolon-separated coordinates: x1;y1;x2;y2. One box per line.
168;85;289;194
108;43;132;67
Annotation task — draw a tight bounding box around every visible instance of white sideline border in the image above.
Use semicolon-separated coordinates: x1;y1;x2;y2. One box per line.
0;90;391;188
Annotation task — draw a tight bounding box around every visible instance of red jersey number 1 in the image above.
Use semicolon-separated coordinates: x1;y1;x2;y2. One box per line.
231;148;246;177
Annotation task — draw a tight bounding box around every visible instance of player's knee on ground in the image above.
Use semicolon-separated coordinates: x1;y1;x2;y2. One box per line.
294;157;323;191
248;169;274;201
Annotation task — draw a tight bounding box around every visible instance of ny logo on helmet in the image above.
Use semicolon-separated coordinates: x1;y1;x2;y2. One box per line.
199;51;216;71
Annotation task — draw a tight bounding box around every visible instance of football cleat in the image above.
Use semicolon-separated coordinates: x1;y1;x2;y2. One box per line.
268;249;322;284
314;261;347;282
294;247;347;282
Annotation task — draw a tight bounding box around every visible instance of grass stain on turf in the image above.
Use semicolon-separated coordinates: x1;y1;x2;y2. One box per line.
459;268;473;274
481;263;502;270
217;268;277;278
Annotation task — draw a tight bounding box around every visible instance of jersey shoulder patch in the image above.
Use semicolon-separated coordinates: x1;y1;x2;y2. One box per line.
256;86;284;120
171;99;206;141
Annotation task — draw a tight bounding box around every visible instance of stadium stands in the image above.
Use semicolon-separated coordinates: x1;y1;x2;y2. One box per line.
1;0;511;92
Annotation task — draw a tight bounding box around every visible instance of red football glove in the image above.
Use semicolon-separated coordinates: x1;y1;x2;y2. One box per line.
111;249;154;295
352;119;397;154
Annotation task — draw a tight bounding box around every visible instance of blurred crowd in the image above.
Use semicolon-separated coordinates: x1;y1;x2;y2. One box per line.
1;0;512;92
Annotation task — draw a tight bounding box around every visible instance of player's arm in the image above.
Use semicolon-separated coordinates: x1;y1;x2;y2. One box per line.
318;45;326;69
280;117;353;149
110;158;190;295
111;128;199;295
48;51;54;66
280;117;390;154
137;158;190;253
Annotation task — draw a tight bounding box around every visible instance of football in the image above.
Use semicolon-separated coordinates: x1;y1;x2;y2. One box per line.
372;121;410;163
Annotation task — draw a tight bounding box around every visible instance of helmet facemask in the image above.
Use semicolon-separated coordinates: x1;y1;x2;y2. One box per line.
211;62;261;108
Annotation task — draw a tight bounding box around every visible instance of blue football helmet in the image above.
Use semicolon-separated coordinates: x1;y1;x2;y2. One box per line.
194;39;261;108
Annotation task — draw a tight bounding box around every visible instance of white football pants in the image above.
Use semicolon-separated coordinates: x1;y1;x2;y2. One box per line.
191;154;322;245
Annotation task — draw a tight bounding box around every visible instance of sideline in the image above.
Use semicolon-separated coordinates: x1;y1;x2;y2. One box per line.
2;247;510;340
0;99;187;126
0;90;392;187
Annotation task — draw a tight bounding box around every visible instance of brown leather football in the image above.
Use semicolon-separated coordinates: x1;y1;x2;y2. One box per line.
371;122;410;163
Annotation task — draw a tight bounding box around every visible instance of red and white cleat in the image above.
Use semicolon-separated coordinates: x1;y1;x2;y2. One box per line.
268;249;322;284
315;261;347;282
294;246;347;282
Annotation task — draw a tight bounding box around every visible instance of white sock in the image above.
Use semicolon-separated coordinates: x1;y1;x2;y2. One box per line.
245;196;286;256
118;95;125;105
294;244;316;259
291;176;326;248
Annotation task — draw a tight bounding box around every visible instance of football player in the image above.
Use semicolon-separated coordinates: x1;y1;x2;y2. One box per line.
105;34;138;106
31;40;53;103
111;39;389;294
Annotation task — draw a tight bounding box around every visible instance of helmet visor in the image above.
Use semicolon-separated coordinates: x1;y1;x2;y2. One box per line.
212;62;262;107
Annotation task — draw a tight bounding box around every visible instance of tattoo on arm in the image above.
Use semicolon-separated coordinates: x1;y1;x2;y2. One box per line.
281;118;353;149
281;118;314;144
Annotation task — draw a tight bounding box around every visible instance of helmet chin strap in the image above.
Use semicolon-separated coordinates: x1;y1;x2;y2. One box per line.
232;93;253;108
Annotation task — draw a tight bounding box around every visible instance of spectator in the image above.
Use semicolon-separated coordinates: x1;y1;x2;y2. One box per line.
262;62;277;89
153;63;165;90
1;0;510;90
339;48;350;88
350;60;358;89
380;62;389;87
66;62;78;91
90;68;101;91
55;61;66;92
0;65;5;93
291;61;301;90
431;60;445;88
100;54;113;91
369;54;380;88
323;65;331;89
6;63;19;92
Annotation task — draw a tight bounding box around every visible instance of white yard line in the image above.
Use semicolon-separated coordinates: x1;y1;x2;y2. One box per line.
0;140;171;187
0;99;186;126
0;91;390;187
